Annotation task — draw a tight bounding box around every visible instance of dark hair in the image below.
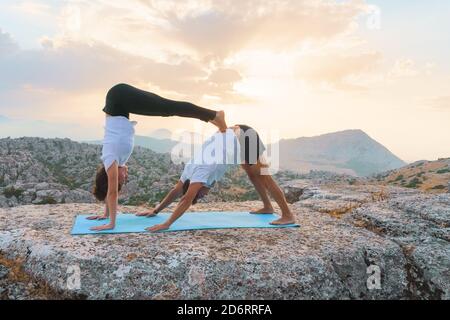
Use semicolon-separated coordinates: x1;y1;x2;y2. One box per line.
182;179;200;205
235;124;266;165
92;165;122;202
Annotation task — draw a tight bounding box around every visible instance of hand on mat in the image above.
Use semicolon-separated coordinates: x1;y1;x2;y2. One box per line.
90;223;115;231
136;209;157;217
86;215;108;220
146;223;170;232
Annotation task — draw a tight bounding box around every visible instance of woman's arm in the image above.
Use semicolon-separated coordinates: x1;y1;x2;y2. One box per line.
87;201;110;220
90;162;119;231
146;182;204;232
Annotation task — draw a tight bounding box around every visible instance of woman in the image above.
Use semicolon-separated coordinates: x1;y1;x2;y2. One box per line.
88;83;227;231
138;125;296;232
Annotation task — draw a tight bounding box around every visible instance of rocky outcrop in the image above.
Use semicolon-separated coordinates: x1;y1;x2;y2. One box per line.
345;193;450;299
0;137;184;207
0;184;448;300
0;182;94;208
0;137;300;207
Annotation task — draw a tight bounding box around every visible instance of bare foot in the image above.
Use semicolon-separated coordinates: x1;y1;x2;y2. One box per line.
210;110;227;132
250;207;275;214
270;216;296;225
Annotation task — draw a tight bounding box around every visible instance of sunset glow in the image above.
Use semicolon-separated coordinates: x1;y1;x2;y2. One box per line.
0;0;449;162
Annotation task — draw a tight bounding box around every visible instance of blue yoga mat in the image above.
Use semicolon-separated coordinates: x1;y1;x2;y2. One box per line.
71;212;300;235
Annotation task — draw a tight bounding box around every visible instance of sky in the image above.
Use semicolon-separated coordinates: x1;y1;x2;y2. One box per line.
0;0;449;162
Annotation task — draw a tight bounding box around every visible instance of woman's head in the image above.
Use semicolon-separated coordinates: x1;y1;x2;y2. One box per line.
182;179;209;204
92;164;125;201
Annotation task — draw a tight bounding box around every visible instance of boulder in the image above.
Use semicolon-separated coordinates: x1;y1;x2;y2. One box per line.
0;183;448;300
0;201;409;300
64;189;95;204
33;189;64;204
345;193;450;299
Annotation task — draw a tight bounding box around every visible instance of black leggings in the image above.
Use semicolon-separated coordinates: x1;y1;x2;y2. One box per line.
103;83;217;122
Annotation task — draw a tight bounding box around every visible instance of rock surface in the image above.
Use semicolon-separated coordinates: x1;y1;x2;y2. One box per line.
1;184;448;300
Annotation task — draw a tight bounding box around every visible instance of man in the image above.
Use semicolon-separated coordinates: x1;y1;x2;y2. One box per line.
138;125;296;232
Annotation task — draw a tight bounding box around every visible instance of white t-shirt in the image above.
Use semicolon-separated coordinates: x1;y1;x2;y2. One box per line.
101;116;137;170
180;129;240;188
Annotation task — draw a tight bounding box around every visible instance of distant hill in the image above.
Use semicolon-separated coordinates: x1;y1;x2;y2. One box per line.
86;129;406;177
372;158;450;193
273;129;406;177
86;135;178;154
148;128;173;140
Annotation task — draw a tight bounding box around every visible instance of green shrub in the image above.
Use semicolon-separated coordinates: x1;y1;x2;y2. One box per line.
3;187;24;199
431;185;446;190
405;177;422;188
436;168;450;174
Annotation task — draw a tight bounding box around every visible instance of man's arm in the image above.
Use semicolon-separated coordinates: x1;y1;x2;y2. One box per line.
137;181;184;217
155;181;185;212
146;182;203;232
90;162;119;231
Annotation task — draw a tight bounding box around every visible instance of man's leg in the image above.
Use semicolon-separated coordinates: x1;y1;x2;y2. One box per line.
242;164;274;214
259;174;295;224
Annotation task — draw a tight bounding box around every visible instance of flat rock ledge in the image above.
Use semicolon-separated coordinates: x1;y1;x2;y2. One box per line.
0;186;448;300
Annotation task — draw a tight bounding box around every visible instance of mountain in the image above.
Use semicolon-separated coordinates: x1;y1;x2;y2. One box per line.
86;135;178;154
273;129;406;177
132;135;178;153
148;128;172;140
0;115;9;123
371;157;450;192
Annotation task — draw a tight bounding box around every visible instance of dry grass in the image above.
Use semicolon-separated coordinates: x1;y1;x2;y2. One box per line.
379;159;450;193
370;188;390;202
321;187;390;219
321;203;362;219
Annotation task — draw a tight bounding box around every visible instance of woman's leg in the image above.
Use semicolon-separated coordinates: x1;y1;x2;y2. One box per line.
103;83;226;129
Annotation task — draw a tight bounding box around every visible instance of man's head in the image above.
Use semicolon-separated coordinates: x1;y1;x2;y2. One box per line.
92;164;126;201
182;179;209;204
118;165;129;185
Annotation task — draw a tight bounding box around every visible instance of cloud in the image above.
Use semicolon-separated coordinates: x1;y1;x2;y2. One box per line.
425;95;450;111
295;51;382;90
0;37;245;104
388;58;420;79
141;0;368;58
11;1;52;16
0;28;19;56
